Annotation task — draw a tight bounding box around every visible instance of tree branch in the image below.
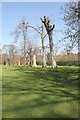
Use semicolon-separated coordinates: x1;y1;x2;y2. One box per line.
27;25;41;35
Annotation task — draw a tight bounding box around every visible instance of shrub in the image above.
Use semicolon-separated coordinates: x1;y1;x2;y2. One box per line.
36;61;42;65
57;61;79;66
4;61;6;65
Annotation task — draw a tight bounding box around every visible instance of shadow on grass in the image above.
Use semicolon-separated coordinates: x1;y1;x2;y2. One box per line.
2;66;79;118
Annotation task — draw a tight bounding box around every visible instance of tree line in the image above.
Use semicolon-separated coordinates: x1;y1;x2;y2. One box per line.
1;16;57;68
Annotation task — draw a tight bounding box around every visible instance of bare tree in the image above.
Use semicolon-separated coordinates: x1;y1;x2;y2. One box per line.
62;2;80;53
41;22;47;67
11;19;28;66
41;16;57;68
22;21;27;65
2;44;18;65
27;24;47;67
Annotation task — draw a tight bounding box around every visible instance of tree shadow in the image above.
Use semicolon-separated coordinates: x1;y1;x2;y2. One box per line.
2;66;79;118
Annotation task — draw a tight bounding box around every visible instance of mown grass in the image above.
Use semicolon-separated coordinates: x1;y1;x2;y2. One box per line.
2;65;79;118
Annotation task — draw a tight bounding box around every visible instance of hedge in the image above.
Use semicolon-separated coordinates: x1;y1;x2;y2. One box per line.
37;61;79;66
56;61;79;66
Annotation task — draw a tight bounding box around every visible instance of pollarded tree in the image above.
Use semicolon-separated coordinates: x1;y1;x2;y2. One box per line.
41;16;57;68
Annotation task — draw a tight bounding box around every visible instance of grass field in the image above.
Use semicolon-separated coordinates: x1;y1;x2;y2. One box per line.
2;65;79;118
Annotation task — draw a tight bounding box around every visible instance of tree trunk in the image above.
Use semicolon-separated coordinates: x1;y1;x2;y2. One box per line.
32;54;37;67
41;22;47;67
48;33;57;68
18;55;20;65
23;29;26;66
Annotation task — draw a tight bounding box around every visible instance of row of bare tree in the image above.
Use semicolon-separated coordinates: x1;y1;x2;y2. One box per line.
6;16;57;68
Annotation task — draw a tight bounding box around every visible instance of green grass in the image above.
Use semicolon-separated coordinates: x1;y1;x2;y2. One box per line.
1;65;79;118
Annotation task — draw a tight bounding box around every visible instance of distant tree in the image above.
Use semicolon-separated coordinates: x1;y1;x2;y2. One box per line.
0;48;2;54
2;44;18;65
2;45;12;65
62;1;80;53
